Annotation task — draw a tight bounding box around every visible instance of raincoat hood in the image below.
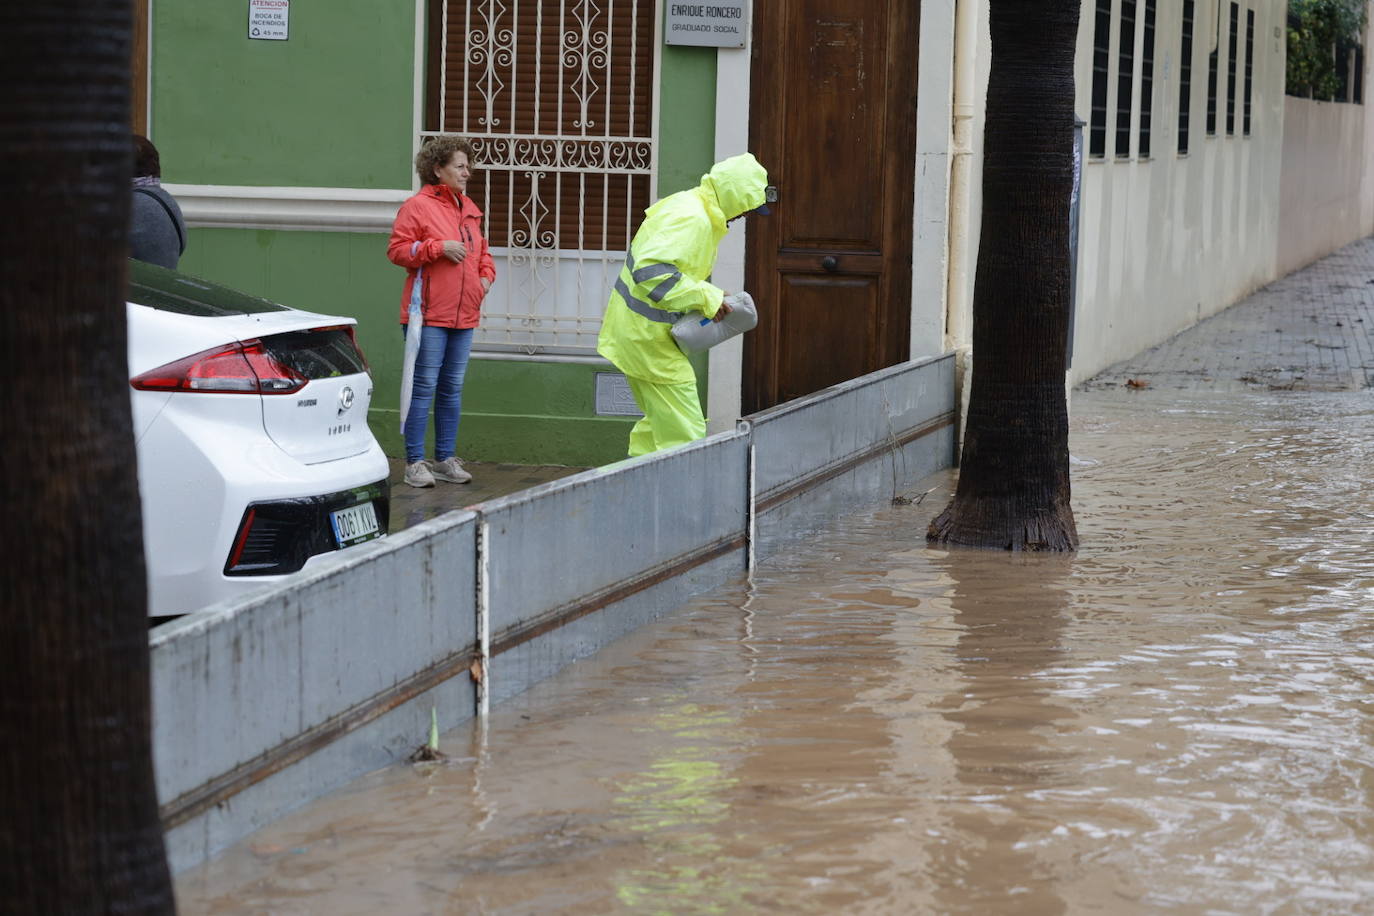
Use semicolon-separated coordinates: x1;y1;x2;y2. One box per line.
698;153;769;220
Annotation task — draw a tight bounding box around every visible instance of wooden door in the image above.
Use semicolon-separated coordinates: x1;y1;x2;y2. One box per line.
744;0;918;412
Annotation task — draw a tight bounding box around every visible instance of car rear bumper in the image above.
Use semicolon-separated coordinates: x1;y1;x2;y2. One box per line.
225;478;390;576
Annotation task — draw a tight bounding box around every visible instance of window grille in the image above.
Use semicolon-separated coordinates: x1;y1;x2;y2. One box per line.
1336;39;1363;102
1354;46;1365;104
1090;0;1112;157
424;0;658;356
1243;8;1254;134
1226;2;1238;135
1178;0;1194;153
1206;15;1219;135
1139;0;1156;157
1116;0;1137;158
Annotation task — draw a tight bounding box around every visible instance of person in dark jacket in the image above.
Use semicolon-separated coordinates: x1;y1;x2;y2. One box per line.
130;135;186;269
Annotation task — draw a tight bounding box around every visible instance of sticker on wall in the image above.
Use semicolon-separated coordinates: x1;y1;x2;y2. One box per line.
248;0;289;41
594;373;645;418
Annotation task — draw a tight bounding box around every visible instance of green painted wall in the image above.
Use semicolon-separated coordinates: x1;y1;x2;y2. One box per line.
657;44;718;195
152;0;415;188
156;6;721;468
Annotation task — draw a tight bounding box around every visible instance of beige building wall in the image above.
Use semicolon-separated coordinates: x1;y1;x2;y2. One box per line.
1067;0;1288;384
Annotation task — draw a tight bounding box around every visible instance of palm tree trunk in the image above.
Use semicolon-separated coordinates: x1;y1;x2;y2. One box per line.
928;0;1081;551
0;2;175;911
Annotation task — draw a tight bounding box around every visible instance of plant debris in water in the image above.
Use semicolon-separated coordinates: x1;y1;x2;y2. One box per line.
409;707;448;763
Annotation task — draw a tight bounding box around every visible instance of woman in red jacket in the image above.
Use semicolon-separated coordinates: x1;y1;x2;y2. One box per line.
388;136;496;487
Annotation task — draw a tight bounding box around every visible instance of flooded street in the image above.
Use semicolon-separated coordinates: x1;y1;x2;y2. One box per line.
178;387;1374;914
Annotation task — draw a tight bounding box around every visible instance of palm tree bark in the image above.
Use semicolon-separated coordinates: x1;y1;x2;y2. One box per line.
928;0;1081;551
0;2;175;911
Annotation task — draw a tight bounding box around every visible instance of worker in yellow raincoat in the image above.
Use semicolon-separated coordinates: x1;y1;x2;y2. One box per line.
597;153;773;457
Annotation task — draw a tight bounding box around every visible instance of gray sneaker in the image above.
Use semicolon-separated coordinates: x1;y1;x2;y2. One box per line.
404;460;435;488
432;456;472;484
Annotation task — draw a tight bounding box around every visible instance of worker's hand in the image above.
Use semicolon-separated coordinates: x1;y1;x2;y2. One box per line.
480;277;492;294
443;239;468;263
712;300;734;323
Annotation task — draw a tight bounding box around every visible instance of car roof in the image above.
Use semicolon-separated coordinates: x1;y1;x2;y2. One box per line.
128;259;291;317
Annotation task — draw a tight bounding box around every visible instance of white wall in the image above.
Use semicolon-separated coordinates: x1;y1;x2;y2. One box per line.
911;0;957;359
1277;91;1374;276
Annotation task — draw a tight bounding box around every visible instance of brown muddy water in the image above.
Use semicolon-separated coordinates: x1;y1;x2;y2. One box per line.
178;389;1374;914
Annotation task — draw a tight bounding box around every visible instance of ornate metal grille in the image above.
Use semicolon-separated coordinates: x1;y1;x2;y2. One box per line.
424;0;658;355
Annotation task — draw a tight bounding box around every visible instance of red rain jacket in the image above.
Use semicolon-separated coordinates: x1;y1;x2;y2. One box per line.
388;184;496;329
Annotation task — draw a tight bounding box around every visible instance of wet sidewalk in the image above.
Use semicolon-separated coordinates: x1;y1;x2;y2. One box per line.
386;458;587;533
1084;234;1374;392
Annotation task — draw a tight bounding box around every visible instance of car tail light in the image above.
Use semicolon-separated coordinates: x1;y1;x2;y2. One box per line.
131;340;308;394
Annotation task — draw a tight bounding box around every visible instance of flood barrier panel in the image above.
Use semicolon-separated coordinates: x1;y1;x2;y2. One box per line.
151;353;956;870
153;511;479;872
749;355;958;560
478;430;750;706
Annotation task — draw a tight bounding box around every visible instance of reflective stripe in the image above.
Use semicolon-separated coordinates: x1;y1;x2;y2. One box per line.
614;276;678;324
647;273;680;303
631;260;677;284
615;248;685;324
626;249;683;289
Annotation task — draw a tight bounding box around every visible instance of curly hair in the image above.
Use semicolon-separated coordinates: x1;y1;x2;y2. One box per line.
415;136;476;185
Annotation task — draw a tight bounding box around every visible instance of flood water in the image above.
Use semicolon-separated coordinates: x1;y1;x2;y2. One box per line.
178;388;1374;914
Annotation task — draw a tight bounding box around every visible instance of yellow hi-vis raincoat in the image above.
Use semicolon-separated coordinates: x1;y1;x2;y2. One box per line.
597;153;769;455
598;153;769;385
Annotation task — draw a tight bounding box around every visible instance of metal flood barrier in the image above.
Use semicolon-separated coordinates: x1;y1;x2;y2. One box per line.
150;352;956;871
152;511;479;873
480;430;751;709
748;355;958;562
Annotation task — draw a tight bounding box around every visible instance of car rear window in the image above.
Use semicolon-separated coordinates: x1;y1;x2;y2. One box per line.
128;259;289;316
264;328;368;379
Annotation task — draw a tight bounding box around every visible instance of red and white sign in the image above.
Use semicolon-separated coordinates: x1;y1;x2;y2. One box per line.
248;0;289;41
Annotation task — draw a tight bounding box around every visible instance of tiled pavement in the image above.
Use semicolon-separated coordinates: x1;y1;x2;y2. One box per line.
1083;235;1374;393
386;458;587;533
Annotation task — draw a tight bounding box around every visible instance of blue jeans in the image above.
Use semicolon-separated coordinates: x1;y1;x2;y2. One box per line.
402;325;474;464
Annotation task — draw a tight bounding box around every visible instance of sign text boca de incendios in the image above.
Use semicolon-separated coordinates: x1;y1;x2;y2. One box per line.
665;2;748;48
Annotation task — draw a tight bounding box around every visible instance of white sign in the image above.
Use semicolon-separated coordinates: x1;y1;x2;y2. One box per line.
248;0;289;41
665;2;748;48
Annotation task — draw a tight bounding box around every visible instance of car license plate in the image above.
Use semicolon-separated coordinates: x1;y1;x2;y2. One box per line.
330;501;380;548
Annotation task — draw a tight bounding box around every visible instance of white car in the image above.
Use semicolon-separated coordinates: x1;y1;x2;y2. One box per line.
127;260;390;618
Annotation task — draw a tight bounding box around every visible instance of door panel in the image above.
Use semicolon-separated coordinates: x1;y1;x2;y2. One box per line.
777;274;878;402
745;0;918;413
788;8;882;247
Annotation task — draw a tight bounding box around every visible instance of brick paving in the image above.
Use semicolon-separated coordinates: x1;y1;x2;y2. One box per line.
1083;235;1374;393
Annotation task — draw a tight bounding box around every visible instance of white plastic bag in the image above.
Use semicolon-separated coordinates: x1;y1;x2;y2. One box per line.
399;269;424;431
671;291;758;354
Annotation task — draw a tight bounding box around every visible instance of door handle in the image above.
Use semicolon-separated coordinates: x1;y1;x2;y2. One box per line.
820;256;838;272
